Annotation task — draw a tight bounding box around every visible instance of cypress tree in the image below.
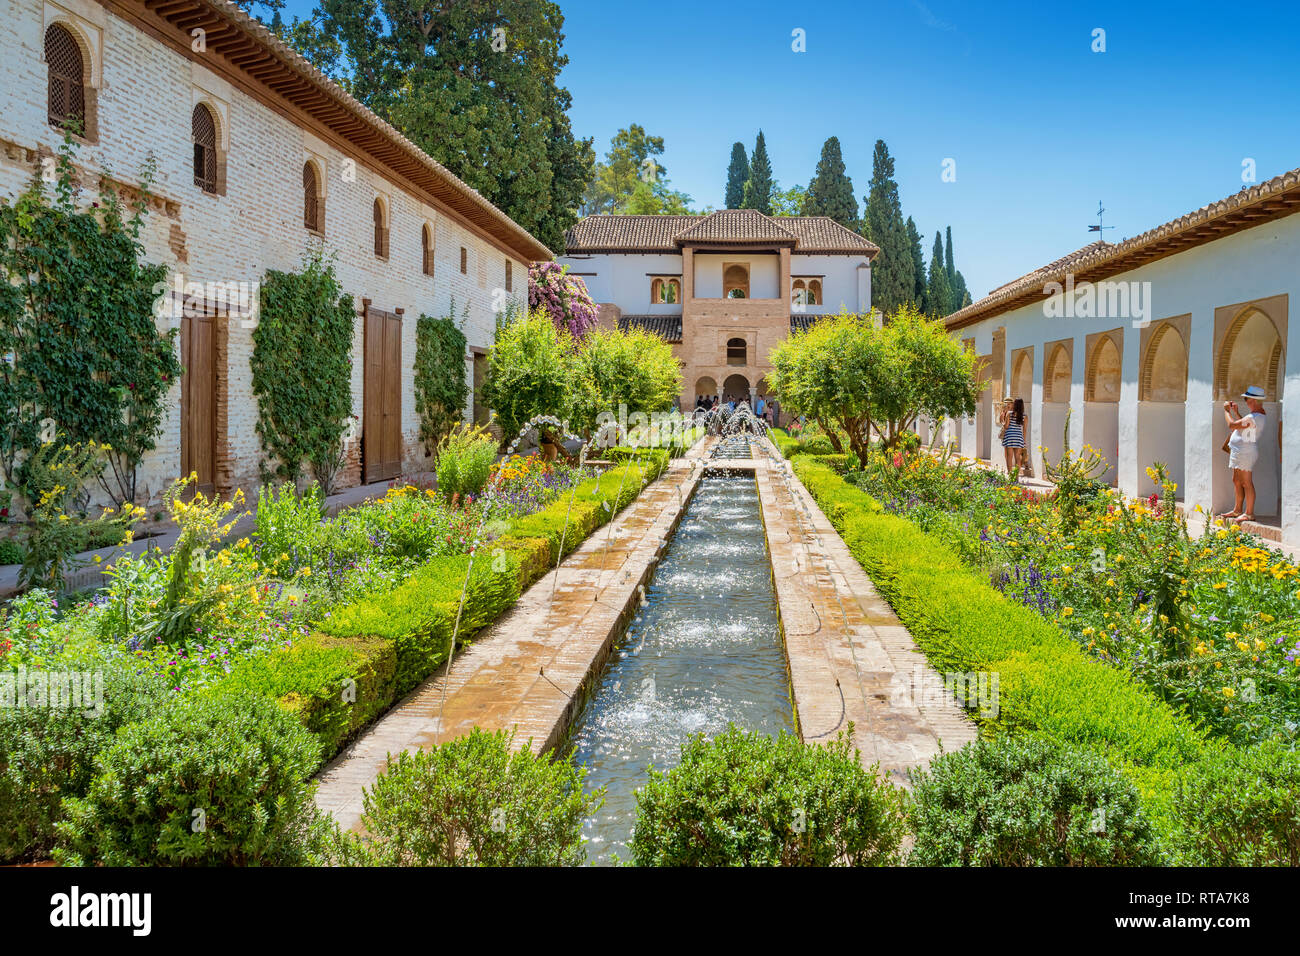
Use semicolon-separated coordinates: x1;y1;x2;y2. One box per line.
926;231;953;317
861;140;913;315
742;130;774;215
944;226;956;284
803;136;858;227
906;216;926;306
724;142;749;210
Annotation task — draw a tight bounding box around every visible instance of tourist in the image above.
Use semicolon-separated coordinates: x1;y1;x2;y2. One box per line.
756;395;766;420
1219;385;1268;524
769;398;780;428
999;397;1026;475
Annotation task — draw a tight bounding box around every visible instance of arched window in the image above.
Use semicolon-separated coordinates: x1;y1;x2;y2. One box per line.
723;263;749;299
792;279;806;305
192;104;218;194
727;337;747;366
650;277;663;303
303;162;322;232
422;223;434;276
807;280;821;305
373;199;389;258
46;24;86;133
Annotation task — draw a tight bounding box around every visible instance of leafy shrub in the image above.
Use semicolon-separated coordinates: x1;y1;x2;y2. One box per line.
414;308;469;457
254;481;325;568
569;326;681;434
0;660;170;863
1168;742;1300;866
435;423;497;503
56;691;327;866
908;735;1163;866
631;726;907;866
482;310;580;440
328;727;600;866
0;539;23;565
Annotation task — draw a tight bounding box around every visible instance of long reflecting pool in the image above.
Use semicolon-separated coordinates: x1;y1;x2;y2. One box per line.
569;463;793;865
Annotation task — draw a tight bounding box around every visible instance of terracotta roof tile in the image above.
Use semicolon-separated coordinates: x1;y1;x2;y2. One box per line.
948;165;1300;330
617;314;682;343
564;211;879;256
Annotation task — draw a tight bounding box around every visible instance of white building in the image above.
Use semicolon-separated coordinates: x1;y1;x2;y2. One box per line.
0;0;546;502
559;209;877;412
942;167;1300;547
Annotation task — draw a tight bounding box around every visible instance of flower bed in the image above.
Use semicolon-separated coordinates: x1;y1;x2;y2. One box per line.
849;451;1300;747
0;449;668;863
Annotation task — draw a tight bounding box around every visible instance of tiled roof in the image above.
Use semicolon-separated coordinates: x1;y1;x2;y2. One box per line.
564;216;700;253
617;315;682;343
565;212;879;257
135;0;551;262
790;314;826;334
780;218;880;256
674;209;798;244
948;165;1300;330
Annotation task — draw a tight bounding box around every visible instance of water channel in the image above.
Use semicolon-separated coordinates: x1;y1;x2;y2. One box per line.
569;435;794;864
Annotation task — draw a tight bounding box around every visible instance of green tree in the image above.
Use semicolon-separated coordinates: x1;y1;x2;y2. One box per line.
861;140;913;315
741;130;774;215
769;182;807;217
481;310;581;439
301;0;592;253
945;225;956;284
582;124;695;215
802;135;858;227
724;142;749;209
906;216;926;306
414;307;469;458
926;231;953;317
770;307;978;465
570;326;682;434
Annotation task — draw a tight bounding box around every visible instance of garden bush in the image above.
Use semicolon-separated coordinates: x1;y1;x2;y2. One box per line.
1168;741;1300;866
414;308;469;457
328;727;600;866
0;660;170;863
908;735;1163;866
482;310;580;440
435;423;497;503
0;539;22;565
630;726;907;867
56;691;327;866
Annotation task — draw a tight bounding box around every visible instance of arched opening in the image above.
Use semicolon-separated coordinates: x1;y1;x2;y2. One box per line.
303;162;323;233
722;373;750;406
694;376;717;410
975;355;993;461
723;264;749;299
1041;342;1072;467
791;279;806;306
1084;333;1122;486
651;277;663;302
726;337;747;366
46;24;88;135
373;198;389;258
1010;349;1034;470
422;223;434;276
192;103;219;194
807;279;821;305
1213;306;1285;519
1138;322;1188;496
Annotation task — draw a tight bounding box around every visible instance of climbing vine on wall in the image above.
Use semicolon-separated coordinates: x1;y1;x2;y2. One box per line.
0;134;181;508
251;252;354;491
414;302;469;459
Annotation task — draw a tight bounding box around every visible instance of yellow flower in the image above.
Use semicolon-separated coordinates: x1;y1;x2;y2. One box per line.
1222;686;1235;698
1061;607;1074;618
1212;582;1228;590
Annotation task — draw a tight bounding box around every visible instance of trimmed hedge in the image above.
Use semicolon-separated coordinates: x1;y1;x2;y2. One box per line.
214;451;670;763
793;457;1300;857
791;457;1206;774
770;429;802;459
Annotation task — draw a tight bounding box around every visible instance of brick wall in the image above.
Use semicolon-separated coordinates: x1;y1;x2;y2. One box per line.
0;0;530;506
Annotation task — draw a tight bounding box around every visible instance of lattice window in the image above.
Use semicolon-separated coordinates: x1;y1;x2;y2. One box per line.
373;199;389;258
422;224;435;276
460;246;468;274
192;104;218;193
46;25;86;133
505;259;512;292
303;163;322;232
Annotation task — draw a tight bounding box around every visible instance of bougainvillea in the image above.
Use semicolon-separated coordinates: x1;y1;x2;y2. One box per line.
528;261;598;340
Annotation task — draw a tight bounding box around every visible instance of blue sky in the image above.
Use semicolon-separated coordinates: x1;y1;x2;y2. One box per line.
281;0;1300;299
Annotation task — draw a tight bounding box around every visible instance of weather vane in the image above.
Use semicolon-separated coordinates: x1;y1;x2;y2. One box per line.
1088;201;1115;238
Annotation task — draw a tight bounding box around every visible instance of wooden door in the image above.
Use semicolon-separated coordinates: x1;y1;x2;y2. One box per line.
180;314;216;496
363;306;403;482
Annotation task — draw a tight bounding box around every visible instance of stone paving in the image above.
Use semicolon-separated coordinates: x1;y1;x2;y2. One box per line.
315;436;975;830
754;448;976;782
